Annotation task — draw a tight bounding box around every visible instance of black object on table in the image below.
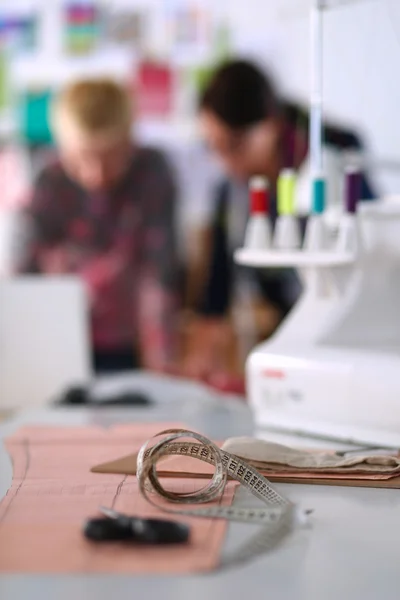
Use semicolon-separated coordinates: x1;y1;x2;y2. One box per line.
58;386;152;407
83;507;190;545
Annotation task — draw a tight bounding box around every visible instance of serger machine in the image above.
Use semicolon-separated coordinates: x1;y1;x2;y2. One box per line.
236;186;400;447
234;0;400;448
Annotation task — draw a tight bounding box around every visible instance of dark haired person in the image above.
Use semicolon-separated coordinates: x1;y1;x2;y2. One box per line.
187;59;376;377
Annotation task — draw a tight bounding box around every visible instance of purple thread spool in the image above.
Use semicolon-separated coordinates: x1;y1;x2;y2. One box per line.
345;167;362;214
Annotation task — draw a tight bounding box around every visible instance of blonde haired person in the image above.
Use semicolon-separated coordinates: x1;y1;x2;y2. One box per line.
17;78;180;373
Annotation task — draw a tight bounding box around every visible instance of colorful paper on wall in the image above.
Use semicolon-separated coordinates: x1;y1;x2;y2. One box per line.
0;12;37;53
167;1;210;47
18;88;53;144
135;61;174;119
0;46;10;111
64;2;101;55
106;9;146;48
164;1;212;64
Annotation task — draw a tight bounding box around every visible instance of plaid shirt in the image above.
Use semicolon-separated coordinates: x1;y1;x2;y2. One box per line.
18;146;180;368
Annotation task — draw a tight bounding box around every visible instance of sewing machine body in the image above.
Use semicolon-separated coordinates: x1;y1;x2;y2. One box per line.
237;199;400;447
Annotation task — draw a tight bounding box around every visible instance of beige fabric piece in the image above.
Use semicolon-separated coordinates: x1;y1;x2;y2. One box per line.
221;437;400;474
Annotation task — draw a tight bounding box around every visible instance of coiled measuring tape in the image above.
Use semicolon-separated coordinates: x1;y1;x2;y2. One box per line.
137;429;309;566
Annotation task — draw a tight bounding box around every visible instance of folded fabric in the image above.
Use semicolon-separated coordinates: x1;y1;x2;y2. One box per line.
92;437;400;483
221;438;400;474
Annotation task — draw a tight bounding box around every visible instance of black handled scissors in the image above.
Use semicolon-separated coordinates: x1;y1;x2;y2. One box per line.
83;506;190;545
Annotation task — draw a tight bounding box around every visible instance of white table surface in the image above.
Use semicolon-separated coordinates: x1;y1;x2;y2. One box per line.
0;373;399;600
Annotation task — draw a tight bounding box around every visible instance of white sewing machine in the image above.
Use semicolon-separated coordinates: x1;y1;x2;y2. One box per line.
235;197;400;448
232;0;400;448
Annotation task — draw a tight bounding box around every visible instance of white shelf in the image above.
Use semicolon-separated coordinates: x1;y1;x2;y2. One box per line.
234;248;356;268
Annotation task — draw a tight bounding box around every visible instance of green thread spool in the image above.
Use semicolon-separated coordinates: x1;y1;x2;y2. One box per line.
277;169;296;215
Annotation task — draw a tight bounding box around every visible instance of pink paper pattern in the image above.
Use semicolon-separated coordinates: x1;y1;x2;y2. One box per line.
0;424;235;573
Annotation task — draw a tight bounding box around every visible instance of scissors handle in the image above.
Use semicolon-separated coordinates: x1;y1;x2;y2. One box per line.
83;513;190;544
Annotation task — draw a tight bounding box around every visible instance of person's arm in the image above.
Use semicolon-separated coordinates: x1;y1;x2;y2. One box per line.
183;181;238;377
136;151;181;371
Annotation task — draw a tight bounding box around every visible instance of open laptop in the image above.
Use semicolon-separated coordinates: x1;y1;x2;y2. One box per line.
0;276;91;411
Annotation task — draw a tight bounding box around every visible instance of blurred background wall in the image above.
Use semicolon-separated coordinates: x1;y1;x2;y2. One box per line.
0;0;399;265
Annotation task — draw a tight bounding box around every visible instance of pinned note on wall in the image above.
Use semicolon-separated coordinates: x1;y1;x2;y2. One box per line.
134;60;175;119
0;46;10;112
18;87;53;144
64;1;102;55
167;1;210;46
164;0;212;64
0;9;37;53
106;8;146;49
